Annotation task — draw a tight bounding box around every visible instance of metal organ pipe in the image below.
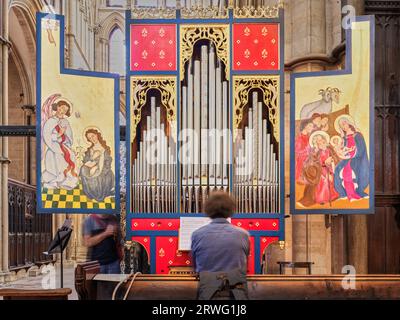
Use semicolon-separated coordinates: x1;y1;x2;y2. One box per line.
181;42;229;213
131;98;176;213
201;45;209;209
208;45;216;188
234;92;280;214
182;85;188;213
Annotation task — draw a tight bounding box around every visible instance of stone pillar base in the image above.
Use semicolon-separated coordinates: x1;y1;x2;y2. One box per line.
54;260;76;268
0;272;13;284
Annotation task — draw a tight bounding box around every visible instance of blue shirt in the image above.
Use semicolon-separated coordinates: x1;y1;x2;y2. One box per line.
83;215;121;265
191;218;250;273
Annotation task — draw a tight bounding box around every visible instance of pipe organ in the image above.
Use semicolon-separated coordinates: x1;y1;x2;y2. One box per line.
127;1;285;274
181;43;230;213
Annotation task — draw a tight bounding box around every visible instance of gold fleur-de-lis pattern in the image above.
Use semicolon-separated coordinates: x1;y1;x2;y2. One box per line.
155;237;192;274
131;24;177;71
233;23;279;71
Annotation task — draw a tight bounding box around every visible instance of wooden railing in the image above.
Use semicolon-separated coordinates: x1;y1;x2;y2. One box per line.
8;179;54;270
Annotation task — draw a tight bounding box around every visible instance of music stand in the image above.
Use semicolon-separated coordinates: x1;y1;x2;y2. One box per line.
43;219;73;288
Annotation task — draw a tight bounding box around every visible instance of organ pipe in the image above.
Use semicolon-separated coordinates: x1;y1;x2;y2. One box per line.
181;42;230;213
234;93;279;213
132;100;177;213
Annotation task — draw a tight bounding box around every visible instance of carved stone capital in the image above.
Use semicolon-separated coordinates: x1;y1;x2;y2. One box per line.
0;36;11;48
0;156;11;165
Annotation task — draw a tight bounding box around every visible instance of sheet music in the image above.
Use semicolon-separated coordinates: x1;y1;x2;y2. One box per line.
178;217;231;251
178;217;211;251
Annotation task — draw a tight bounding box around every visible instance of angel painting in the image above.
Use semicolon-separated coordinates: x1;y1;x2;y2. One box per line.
41;94;79;190
79;128;115;202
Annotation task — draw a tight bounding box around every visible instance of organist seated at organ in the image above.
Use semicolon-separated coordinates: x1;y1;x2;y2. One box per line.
191;192;250;300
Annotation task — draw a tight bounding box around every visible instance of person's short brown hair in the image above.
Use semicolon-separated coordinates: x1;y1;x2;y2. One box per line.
204;191;235;219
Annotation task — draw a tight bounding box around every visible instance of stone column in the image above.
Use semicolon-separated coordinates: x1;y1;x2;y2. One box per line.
346;215;368;273
97;38;110;72
73;214;88;263
287;0;332;275
66;0;75;68
0;0;10;281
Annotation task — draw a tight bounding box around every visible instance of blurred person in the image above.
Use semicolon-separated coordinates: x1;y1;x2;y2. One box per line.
83;214;123;274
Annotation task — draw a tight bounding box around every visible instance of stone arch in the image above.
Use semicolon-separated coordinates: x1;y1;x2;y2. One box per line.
9;0;47;34
97;11;125;40
96;12;126;116
8;0;46;104
7;0;45;183
9;47;31;106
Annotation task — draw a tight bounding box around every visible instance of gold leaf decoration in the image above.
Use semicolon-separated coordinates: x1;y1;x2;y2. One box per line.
131;7;176;19
234;1;283;19
130;76;177;141
233;75;280;140
181;5;228;19
180;25;229;79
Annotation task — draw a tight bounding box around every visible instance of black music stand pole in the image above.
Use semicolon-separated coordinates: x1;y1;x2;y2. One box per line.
44;219;73;289
58;231;64;288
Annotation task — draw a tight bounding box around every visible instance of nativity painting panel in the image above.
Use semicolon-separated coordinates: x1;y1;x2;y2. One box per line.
291;18;374;214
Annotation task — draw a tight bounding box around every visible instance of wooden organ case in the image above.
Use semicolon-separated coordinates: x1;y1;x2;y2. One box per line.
126;2;285;274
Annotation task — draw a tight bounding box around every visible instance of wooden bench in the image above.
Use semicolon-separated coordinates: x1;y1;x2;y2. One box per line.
75;261;400;300
277;261;315;275
0;288;72;300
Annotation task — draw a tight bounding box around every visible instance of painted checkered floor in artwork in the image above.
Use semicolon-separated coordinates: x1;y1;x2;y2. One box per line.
41;184;115;209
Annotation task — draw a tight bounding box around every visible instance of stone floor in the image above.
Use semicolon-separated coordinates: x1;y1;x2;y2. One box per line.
0;263;78;300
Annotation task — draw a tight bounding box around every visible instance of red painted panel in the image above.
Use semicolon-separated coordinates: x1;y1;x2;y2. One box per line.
247;236;255;274
231;219;279;231
233;23;279;71
155;237;192;274
131;219;180;231
131;24;177;71
259;236;280;262
132;220;281;275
